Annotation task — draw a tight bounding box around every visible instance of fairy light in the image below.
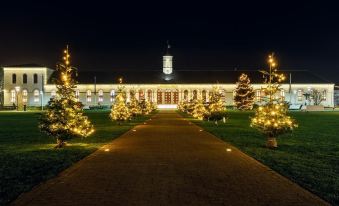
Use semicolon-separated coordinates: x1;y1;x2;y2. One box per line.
110;87;131;122
234;73;255;110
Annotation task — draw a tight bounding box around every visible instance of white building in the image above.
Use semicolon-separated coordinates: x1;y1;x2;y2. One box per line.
0;52;335;109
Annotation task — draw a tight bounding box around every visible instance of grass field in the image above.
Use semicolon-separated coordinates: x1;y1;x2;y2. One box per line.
181;111;339;205
0;111;152;206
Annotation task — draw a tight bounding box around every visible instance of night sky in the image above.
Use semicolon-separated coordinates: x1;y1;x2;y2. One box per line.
1;1;339;83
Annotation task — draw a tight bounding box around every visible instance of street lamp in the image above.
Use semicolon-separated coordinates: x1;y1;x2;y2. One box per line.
15;86;20;111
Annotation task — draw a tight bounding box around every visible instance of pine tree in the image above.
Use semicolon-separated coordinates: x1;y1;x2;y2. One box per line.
128;90;141;117
39;46;94;148
208;86;225;113
139;99;152;115
192;97;209;120
250;53;298;148
234;73;255;110
110;87;130;123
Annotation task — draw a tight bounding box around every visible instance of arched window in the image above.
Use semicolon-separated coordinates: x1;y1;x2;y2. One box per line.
322;90;327;100
34;89;40;102
147;90;152;102
98;90;104;102
193;90;197;100
157;90;163;104
139;89;144;100
130;90;135;98
22;89;28;103
33;74;38;84
86;90;92;102
184;90;188;101
110;90;115;102
75;90;80;101
10;89;16;103
12;74;16;84
280;89;285;101
23;74;28;84
202;90;207;103
255;90;261;102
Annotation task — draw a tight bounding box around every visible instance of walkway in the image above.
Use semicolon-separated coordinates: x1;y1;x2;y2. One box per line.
13;110;328;206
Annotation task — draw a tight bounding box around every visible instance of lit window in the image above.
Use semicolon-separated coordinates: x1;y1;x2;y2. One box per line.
86;90;92;102
110;90;115;102
322;90;327;100
87;90;91;96
33;74;38;84
12;74;16;84
98;90;104;102
280;89;285;101
75;90;80;101
184;90;188;100
202;90;207;102
193;90;197;100
23;74;27;84
147;90;152;102
22;89;28;103
51;90;56;98
34;89;40;102
139;90;144;100
256;90;261;101
10;90;16;103
297;90;303;101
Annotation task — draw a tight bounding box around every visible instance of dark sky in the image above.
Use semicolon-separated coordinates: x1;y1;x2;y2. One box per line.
1;1;339;83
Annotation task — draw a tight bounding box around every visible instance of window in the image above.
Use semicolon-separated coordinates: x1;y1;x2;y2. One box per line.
147;90;152;102
110;90;115;102
256;90;261;102
184;90;188;100
98;90;104;102
75;90;80;101
10;90;16;103
193;90;197;100
139;89;144;100
12;74;16;84
22;89;28;103
33;74;38;84
297;90;303;101
202;90;207;102
34;89;40;102
322;90;327;100
23;74;28;84
51;90;56;98
86;90;92;102
280;89;285;101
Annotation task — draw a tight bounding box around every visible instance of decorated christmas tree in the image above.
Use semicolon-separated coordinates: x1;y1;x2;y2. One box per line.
234;73;255;110
208;86;225;113
139;99;153;115
110;87;130;123
191;96;209;120
39;46;94;148
250;53;298;148
128;90;141;117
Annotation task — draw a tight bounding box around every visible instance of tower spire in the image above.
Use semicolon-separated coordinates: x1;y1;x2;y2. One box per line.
163;41;173;74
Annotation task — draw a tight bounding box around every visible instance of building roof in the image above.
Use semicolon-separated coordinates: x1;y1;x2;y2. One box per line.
3;63;46;68
66;69;332;84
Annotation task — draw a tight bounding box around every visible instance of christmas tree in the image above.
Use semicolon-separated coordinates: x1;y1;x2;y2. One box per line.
110;87;130;123
250;53;298;148
39;46;94;148
128;90;141;117
234;73;255;110
208;86;225;113
191;96;209;120
139;99;153;115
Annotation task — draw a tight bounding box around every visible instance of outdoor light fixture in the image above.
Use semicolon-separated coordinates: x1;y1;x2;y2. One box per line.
104;148;110;152
226;148;232;152
132;129;136;132
199;129;203;132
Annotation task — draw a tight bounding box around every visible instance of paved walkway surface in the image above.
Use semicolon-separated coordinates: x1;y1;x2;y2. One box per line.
13;110;328;206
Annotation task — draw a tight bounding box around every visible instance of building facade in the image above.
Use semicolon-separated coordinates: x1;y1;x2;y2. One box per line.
0;53;335;109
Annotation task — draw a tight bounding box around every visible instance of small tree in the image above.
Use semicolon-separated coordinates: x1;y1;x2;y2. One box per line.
39;46;94;148
208;86;225;113
234;73;255;110
310;89;324;105
110;87;130;123
128;90;141;117
191;97;209;120
139;99;153;115
250;53;298;148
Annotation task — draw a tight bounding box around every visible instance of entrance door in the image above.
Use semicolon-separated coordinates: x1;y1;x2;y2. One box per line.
157;90;163;104
165;91;171;104
173;91;179;104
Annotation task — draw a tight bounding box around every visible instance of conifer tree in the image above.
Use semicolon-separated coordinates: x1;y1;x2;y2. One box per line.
128;90;141;117
39;46;94;148
110;87;130;123
208;86;225;113
192;96;209;120
234;73;255;110
250;53;298;148
139;99;153;115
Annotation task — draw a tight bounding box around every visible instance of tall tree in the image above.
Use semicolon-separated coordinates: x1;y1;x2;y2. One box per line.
250;53;298;148
110;87;130;123
39;46;94;148
234;73;255;110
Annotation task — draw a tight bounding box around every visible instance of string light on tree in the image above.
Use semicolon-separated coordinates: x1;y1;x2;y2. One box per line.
191;95;209;120
250;53;298;148
234;73;255;110
110;87;130;123
39;46;94;148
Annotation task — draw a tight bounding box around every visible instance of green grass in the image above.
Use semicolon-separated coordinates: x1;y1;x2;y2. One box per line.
180;111;339;205
0;111;153;206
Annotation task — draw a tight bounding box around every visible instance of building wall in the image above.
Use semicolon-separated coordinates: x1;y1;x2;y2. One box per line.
2;67;335;108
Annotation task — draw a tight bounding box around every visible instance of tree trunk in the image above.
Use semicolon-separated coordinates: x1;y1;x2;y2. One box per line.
55;138;66;148
266;136;278;149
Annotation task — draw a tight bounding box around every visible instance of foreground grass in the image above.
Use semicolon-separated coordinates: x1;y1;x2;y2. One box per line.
181;111;339;205
0;111;153;205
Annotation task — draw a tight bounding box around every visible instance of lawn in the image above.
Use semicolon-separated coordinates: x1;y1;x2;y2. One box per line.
181;111;339;206
0;111;152;206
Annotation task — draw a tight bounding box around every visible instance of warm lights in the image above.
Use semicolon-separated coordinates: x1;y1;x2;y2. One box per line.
110;87;131;122
234;73;255;110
